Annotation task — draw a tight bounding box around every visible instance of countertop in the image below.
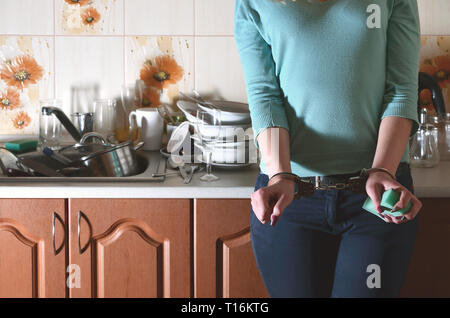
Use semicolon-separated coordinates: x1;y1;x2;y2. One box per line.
0;157;449;198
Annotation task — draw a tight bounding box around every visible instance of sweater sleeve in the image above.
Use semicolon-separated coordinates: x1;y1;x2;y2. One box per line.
234;0;289;146
381;0;420;137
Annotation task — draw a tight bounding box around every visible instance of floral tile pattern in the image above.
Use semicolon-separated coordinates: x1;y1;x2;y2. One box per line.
0;36;54;136
56;0;123;35
125;36;194;109
419;35;450;114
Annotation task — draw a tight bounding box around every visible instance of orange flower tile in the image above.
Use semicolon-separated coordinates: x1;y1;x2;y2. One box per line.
0;87;21;110
140;55;184;90
64;0;90;6
12;111;31;129
81;7;101;26
0;55;44;90
142;87;160;108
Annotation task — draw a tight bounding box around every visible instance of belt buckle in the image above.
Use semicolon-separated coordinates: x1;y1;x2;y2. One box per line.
315;176;321;189
295;178;315;199
315;176;329;190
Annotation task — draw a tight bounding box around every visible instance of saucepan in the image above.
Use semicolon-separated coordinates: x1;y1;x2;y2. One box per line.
60;132;145;177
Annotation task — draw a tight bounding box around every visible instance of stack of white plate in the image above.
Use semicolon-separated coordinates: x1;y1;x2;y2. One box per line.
176;99;257;168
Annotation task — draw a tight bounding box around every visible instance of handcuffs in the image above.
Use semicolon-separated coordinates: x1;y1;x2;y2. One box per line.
268;167;396;200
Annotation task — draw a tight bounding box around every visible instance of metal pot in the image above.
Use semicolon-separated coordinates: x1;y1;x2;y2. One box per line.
60;132;144;177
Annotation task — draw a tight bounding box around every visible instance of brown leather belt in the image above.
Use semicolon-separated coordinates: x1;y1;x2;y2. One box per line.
293;162;410;198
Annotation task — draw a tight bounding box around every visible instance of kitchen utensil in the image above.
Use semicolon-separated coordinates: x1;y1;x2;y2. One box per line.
196;100;251;124
129;107;164;150
39;100;63;150
5;168;33;177
0;157;6;176
168;155;189;181
195;154;254;170
157;106;170;123
117;85;140;143
196;109;222;182
192;90;217;110
93;99;117;142
206;140;251;164
177;100;251;127
70;132;145;177
184;165;199;184
161;104;177;124
71;112;94;137
166;122;181;141
410;123;440;168
151;166;202;178
167;121;190;154
18;157;65;177
0;147;30;173
43;147;72;165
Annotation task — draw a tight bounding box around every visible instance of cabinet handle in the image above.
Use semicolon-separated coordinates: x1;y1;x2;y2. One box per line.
52;212;65;256
78;211;91;254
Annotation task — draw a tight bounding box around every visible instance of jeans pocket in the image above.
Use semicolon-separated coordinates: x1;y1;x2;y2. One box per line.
254;171;269;192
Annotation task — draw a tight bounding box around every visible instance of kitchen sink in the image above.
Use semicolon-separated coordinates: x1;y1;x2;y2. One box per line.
0;150;166;182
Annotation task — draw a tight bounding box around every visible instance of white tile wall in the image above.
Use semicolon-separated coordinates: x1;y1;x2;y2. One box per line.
1;0;450;136
195;37;247;103
125;0;194;35
417;0;450;35
0;0;54;35
55;36;124;114
195;0;235;36
55;0;124;35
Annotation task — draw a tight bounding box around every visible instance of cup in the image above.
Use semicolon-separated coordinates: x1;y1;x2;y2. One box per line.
93;99;116;141
129;108;163;150
39;99;62;150
166;122;181;141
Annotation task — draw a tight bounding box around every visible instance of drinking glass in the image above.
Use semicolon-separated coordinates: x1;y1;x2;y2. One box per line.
93;99;117;142
196;109;221;182
39;99;62;150
410;123;440;168
116;85;140;142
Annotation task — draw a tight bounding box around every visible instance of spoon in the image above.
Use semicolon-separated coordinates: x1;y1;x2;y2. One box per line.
162;104;177;124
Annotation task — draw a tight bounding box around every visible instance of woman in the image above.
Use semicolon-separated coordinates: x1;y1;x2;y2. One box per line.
234;0;423;297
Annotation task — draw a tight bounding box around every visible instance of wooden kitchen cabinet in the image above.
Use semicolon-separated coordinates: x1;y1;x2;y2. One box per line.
0;199;67;298
400;198;450;297
194;199;268;298
68;199;190;298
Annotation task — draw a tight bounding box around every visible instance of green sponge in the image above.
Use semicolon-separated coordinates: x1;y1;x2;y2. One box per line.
362;188;412;220
4;139;38;153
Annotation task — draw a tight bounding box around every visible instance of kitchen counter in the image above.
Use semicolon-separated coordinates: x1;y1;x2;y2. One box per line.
0;157;449;198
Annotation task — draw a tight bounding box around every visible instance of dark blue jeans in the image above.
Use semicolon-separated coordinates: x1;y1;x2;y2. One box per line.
250;165;418;298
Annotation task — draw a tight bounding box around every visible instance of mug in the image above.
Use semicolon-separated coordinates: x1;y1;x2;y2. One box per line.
129;108;163;150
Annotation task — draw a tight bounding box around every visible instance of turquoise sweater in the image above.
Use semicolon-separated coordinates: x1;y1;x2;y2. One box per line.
234;0;420;177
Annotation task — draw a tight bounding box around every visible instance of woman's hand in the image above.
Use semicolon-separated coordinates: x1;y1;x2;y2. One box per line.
365;171;422;224
251;177;295;227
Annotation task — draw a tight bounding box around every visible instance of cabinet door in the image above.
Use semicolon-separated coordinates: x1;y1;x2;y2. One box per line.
194;199;268;298
400;198;450;297
0;199;67;298
69;199;190;298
